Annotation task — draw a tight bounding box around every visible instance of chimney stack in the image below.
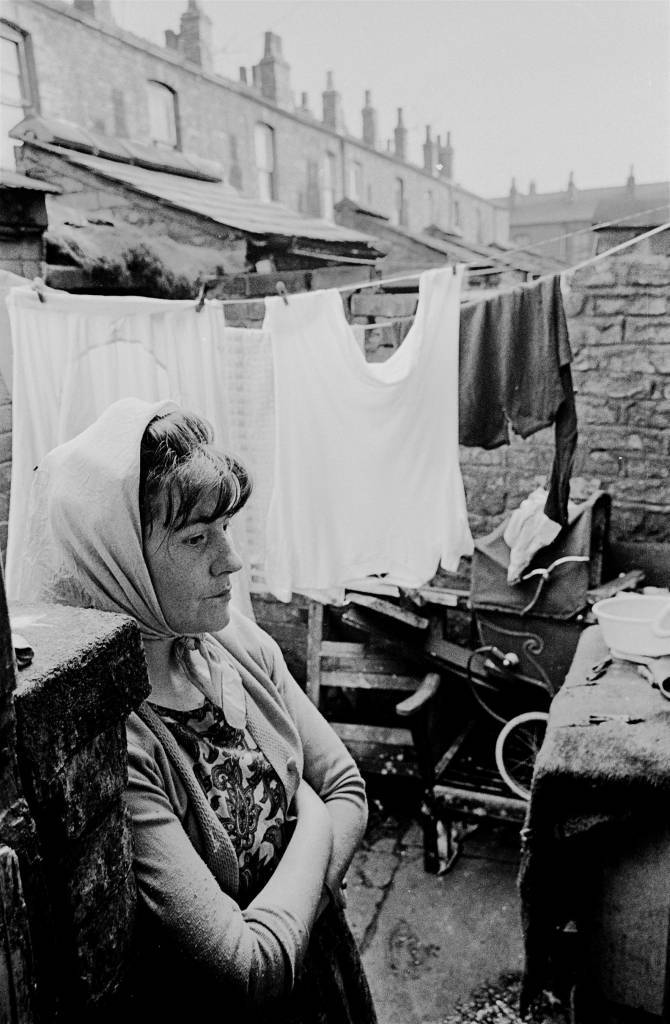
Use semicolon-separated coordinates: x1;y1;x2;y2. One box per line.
361;90;377;148
529;179;537;196
178;1;212;71
239;67;248;85
626;164;636;195
74;0;114;23
423;125;436;175
393;108;407;161
254;32;293;108
322;71;344;132
509;177;517;206
438;131;453;179
567;170;576;201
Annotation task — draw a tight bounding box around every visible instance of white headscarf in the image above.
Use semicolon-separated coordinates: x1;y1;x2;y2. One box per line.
18;396;247;727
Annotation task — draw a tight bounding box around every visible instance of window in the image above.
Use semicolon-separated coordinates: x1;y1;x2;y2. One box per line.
0;22;34;169
321;152;337;220
255;122;276;201
348;159;363;201
147;81;179;149
391;177;405;226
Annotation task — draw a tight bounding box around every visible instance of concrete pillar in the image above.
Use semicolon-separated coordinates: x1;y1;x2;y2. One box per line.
394;108;407;161
361;90;377;148
254;31;292;108
322;71;344;132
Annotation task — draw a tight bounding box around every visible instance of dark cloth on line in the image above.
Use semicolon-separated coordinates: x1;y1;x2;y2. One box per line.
459;275;577;525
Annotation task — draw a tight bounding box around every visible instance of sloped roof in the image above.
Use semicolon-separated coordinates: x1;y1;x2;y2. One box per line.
12;118;382;256
497;180;670;228
593;185;670;229
0;168;60;192
12;114;223;181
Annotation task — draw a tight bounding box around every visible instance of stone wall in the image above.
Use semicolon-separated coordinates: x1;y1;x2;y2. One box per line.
10;603;150;1019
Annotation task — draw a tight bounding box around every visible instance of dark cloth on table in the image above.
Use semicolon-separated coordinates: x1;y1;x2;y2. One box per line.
518;625;670;1010
459;275;577;526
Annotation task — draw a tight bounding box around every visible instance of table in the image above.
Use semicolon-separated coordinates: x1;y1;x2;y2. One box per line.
520;626;670;1021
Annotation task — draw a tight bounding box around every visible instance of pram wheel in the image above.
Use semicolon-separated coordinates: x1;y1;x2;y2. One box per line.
495;711;549;800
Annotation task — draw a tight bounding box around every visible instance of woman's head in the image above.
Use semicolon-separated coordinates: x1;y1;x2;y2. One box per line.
140;409;252;634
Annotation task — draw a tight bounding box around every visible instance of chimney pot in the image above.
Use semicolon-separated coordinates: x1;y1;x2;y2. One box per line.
362;90;377;147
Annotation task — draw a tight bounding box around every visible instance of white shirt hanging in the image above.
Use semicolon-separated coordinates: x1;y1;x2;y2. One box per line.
263;265;473;601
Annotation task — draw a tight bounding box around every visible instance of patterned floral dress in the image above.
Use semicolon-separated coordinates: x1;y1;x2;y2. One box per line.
149;697;287;906
148;697;378;1024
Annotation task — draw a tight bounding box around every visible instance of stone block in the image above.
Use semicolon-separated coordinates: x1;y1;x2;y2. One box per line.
23;724;128;843
562;290;587;317
64;803;133;927
571;263;618;288
567;318;623;350
574;398;618;426
70;863;136;1008
13;605;149;771
624;318;670;344
350;293;419;318
577;374;651;400
594;295;667;317
626;259;670;287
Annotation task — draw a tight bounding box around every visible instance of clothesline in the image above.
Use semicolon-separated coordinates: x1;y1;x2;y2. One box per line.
208;207;670;308
27;207;670;311
462;201;670;275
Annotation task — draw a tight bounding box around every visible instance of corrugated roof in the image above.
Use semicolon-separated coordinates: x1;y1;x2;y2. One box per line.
0;168;60;192
11;114;223;181
28;142;380;250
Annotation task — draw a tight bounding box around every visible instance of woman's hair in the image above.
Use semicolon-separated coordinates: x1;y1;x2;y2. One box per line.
139;409;252;536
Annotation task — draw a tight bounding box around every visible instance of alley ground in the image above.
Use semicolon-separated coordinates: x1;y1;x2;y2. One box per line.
345;795;568;1024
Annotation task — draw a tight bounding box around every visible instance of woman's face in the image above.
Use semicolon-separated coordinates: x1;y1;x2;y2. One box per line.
143;493;243;635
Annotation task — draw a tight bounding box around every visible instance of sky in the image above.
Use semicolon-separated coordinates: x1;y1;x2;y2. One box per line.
109;0;670;198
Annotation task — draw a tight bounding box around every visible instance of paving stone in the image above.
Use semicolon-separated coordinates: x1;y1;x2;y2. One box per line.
361;844;524;1023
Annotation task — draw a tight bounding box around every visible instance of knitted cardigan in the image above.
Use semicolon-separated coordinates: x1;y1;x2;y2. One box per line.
125;609;367;1005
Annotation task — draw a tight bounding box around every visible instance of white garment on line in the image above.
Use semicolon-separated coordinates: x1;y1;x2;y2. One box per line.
5;288;273;617
263;265;474;602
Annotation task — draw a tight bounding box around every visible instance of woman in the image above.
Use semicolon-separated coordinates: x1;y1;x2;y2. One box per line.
25;396;377;1021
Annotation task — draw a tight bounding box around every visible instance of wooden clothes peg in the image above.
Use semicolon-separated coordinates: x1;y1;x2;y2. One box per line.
276;281;289;306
